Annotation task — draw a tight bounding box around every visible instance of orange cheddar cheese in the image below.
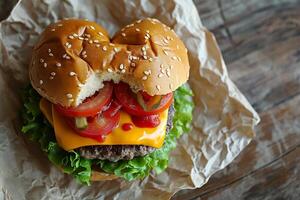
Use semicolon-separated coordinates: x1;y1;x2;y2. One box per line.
39;98;167;151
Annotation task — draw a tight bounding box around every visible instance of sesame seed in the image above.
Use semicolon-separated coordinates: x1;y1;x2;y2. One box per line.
169;83;173;89
48;48;51;53
137;19;142;23
84;38;88;41
68;35;74;39
93;39;99;43
82;51;87;55
43;63;47;68
121;33;126;37
56;62;62;67
166;36;171;40
145;33;150;38
78;36;84;40
149;58;153;62
51;28;56;32
171;56;177;60
121;69;126;73
128;24;134;27
69;71;76;76
156;85;161;90
142;46;146;51
40;58;44;63
166;70;171;77
67;44;72;48
142;51;147;56
66;56;71;60
96;44;100;48
113;47;118;52
143;55;147;59
57;24;63;27
102;46;107;51
73;33;78;37
62;54;67;58
90;25;95;30
107;68;113;73
142;76;148;80
66;93;73;98
83;54;87;58
65;42;69;46
135;28;140;32
163;38;169;44
170;65;174;69
160;64;164;68
49;76;54;80
160;68;165;74
119;64;124;70
85;34;91;38
177;56;182;61
98;32;104;36
49;53;54;57
130;63;136;67
109;43;114;47
50;72;56;76
144;70;151;75
39;80;43;85
158;73;163;78
146;30;150;33
163;50;168;55
89;40;93;44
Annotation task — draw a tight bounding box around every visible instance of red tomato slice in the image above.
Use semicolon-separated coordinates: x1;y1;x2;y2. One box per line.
131;114;161;128
114;82;173;116
66;101;121;142
55;82;113;117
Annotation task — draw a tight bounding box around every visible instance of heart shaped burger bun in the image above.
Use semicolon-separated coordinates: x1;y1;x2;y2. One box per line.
29;18;190;107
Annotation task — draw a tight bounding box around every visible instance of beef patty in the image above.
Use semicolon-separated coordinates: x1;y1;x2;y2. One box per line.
77;104;175;162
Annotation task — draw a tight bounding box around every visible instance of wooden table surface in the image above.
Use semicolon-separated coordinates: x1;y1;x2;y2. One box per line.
1;0;299;199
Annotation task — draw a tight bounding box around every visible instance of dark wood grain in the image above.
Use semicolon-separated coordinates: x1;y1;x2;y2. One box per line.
1;0;300;199
174;0;300;199
0;0;17;21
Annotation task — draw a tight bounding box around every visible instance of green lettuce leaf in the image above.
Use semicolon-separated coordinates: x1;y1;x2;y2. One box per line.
20;84;194;184
21;86;92;185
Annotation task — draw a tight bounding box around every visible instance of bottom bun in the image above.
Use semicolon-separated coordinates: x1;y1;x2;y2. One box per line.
90;170;118;181
58;166;118;181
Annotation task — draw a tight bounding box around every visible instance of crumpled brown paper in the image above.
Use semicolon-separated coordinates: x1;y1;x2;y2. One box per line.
0;0;260;199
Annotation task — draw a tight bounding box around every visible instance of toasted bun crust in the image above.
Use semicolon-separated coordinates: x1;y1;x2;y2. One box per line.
90;170;118;181
29;19;189;107
58;166;118;181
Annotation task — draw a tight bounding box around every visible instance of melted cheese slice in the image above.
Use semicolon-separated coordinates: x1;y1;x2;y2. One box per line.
39;98;167;151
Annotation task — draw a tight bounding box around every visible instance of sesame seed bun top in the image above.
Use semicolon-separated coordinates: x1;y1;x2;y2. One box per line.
29;18;190;107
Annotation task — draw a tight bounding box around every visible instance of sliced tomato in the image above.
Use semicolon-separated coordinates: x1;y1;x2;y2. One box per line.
66;101;121;142
114;82;173;116
103;100;122;118
131;114;161;128
55;82;113;117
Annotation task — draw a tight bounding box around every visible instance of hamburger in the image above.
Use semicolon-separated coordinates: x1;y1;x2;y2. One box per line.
21;18;194;184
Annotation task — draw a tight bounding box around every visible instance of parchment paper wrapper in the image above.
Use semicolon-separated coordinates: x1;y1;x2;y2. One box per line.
0;0;260;199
